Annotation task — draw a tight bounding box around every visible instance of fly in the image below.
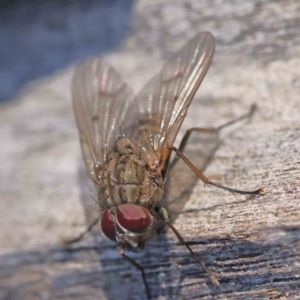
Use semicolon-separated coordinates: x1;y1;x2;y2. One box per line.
71;32;263;299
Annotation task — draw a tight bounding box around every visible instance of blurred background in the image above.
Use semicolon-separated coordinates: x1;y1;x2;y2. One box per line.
0;0;134;102
1;1;299;299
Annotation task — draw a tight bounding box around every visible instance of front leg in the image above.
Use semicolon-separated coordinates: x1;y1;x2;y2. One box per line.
155;206;220;286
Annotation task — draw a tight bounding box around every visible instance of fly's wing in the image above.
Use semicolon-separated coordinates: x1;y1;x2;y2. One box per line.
72;58;135;185
124;32;215;164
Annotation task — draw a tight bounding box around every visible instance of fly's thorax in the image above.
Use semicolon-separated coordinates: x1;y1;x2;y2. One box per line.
103;138;164;208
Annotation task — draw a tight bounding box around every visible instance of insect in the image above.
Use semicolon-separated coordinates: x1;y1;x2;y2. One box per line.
71;31;263;299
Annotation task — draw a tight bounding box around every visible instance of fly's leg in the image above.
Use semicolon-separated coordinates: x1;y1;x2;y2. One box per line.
168;103;263;195
121;252;151;300
169;103;257;171
64;217;99;244
172;146;263;195
156;206;219;286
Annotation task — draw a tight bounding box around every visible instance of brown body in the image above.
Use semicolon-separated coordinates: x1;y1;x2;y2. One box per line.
72;32;220;297
72;32;215;249
72;32;264;298
102;138;164;210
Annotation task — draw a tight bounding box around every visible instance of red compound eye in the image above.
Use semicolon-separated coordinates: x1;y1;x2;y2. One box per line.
100;210;116;242
116;204;152;233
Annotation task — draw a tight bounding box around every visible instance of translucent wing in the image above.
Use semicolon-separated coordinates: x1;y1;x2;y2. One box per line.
124;32;215;166
72;58;134;184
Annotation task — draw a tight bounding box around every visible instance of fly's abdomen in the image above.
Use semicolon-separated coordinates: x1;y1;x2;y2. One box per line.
104;143;163;208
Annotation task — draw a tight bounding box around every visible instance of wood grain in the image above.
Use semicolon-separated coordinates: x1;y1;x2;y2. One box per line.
1;1;299;299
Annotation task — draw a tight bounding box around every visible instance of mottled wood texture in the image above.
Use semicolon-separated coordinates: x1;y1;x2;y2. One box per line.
1;1;299;299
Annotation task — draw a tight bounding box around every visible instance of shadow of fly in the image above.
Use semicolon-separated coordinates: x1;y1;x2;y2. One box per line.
70;32;264;299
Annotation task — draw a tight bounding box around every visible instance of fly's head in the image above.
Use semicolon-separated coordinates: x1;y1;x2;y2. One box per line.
100;203;153;252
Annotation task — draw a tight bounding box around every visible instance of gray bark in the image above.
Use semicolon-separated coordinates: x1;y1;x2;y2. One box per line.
0;1;299;299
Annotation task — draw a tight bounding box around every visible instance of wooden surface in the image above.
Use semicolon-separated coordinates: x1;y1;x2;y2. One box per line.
1;1;299;299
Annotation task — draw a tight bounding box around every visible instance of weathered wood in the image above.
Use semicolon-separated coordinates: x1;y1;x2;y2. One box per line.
0;0;299;299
